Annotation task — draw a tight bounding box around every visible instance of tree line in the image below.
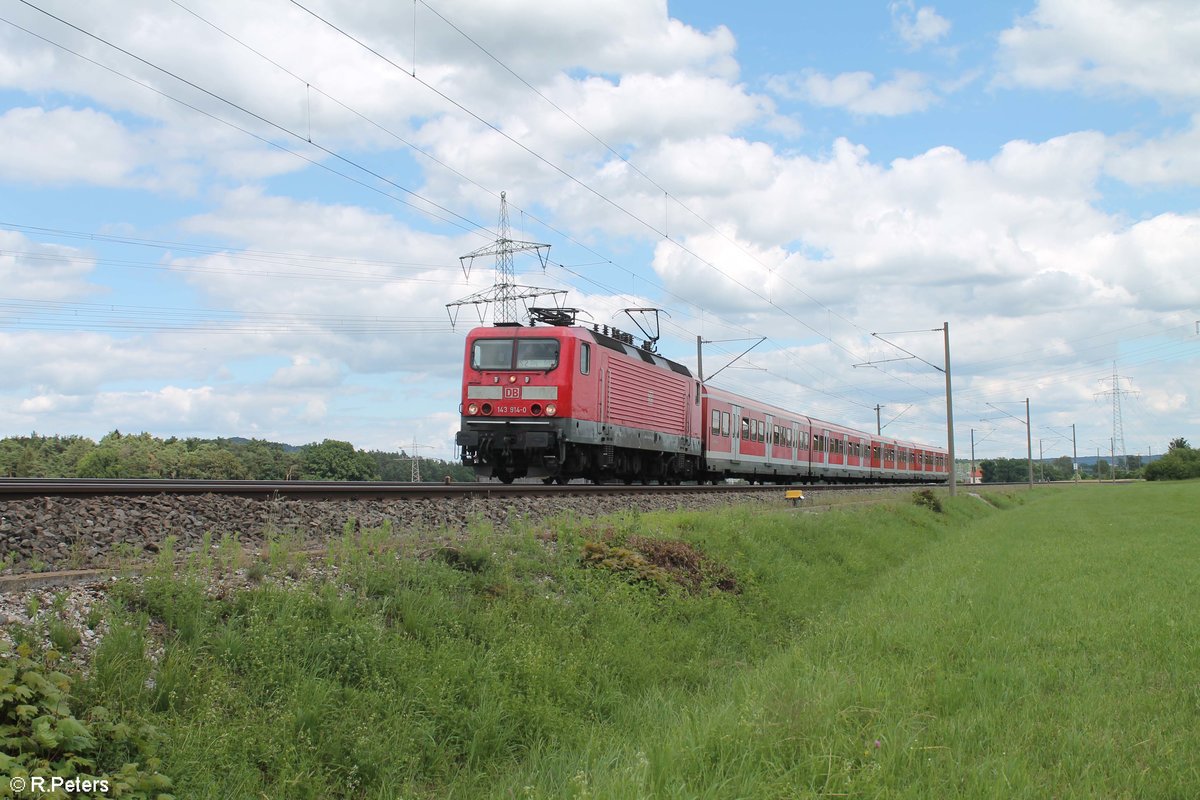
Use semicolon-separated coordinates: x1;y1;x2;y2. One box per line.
4;431;1194;484
0;432;477;482
978;437;1196;482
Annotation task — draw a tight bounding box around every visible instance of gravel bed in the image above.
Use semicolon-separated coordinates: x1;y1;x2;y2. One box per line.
0;489;789;577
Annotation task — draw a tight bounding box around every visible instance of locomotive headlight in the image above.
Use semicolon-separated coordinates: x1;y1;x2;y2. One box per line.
467;403;479;415
545;403;557;417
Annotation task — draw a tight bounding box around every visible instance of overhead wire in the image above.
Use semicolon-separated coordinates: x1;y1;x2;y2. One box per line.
5;1;1192;446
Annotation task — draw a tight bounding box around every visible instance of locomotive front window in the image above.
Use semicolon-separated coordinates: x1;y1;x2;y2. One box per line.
516;339;560;370
471;338;514;370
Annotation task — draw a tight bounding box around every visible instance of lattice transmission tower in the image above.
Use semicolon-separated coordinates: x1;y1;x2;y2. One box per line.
1095;362;1138;470
407;437;432;482
445;192;565;326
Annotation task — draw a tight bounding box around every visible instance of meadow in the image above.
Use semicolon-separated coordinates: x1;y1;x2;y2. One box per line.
6;481;1198;798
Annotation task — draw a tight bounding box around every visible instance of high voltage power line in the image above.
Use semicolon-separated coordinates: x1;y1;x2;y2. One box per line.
2;0;1193;443
2;0;909;421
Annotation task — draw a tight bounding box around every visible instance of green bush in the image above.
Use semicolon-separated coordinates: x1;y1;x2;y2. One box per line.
1144;445;1200;481
0;648;174;799
913;488;944;512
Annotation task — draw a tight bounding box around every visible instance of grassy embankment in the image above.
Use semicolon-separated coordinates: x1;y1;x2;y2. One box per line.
12;481;1200;798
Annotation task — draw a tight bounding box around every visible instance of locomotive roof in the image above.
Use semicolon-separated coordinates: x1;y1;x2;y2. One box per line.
586;328;693;377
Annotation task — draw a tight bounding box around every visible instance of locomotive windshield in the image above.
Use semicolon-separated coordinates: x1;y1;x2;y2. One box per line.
472;339;514;370
470;338;560;370
516;339;559;369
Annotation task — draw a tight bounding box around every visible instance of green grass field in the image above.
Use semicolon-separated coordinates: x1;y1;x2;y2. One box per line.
515;483;1200;799
9;481;1198;798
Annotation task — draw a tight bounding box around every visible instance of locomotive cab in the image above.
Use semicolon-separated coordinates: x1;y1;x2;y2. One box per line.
456;326;576;483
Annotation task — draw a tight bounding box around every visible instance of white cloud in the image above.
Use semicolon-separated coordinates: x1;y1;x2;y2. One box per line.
0;230;100;301
269;356;344;389
997;0;1200;99
890;2;952;50
1106;113;1200;186
0;107;143;187
767;70;939;116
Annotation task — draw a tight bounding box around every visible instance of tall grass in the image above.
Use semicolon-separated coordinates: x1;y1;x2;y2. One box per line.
74;493;972;798
503;482;1200;799
68;483;1200;797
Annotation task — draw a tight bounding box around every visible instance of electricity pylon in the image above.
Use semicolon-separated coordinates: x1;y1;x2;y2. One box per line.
446;192;565;326
1095;362;1138;470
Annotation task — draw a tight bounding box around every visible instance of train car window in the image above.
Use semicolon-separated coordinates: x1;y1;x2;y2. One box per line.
772;425;779;445
711;409;720;435
515;339;560;370
741;417;749;439
721;412;730;437
471;338;514;370
579;342;590;375
759;422;765;443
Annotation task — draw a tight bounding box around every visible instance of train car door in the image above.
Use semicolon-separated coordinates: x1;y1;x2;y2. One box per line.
765;413;774;465
731;403;742;462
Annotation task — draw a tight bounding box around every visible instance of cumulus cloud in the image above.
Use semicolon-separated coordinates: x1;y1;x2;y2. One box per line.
1106;113;1200;186
767;69;939;116
997;0;1200;99
890;1;952;50
0;107;144;187
0;230;100;301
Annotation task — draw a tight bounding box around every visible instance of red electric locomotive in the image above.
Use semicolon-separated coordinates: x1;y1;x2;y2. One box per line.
455;317;949;485
456;321;702;483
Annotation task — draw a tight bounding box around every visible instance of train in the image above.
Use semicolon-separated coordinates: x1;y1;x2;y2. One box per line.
455;318;950;485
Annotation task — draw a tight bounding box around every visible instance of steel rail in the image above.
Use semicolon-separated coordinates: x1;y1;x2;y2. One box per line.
0;478;892;501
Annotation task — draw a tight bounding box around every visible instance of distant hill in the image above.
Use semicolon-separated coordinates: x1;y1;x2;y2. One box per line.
222;436;303;453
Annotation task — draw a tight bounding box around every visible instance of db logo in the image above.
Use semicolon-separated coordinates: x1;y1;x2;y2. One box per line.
503;386;520;399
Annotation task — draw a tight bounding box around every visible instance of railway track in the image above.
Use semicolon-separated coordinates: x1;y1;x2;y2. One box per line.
0;478;895;500
0;479;939;588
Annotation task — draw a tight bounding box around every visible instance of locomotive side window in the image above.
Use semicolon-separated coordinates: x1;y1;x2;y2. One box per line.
579;342;590;375
516;339;560;370
471;338;514;370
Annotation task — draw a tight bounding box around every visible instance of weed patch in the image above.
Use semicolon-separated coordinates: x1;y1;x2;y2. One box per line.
581;534;740;594
912;488;943;512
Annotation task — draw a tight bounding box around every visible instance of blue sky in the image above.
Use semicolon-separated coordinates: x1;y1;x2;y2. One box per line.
1;0;1197;463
